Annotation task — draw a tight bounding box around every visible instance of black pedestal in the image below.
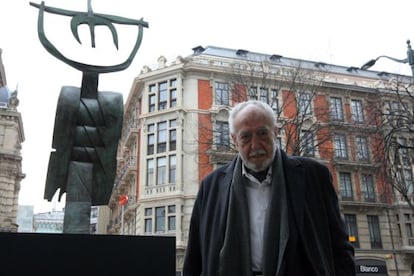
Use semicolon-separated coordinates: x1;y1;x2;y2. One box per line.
0;232;175;276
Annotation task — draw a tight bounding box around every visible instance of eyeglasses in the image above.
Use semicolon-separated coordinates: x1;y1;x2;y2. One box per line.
237;128;272;145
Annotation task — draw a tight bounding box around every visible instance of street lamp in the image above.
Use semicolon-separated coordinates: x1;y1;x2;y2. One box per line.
360;40;414;80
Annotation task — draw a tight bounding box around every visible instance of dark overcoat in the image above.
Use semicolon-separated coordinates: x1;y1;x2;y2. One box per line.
183;150;355;276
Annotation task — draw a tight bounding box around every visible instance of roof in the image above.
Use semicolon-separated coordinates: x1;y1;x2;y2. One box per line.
192;45;412;83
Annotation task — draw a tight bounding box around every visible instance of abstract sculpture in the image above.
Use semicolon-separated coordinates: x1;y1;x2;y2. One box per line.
30;0;148;233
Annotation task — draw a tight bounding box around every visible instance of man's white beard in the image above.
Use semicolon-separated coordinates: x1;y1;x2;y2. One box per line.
240;143;277;172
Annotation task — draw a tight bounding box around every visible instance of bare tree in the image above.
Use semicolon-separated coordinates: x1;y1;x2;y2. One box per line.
197;59;334;172
372;75;414;210
226;60;333;157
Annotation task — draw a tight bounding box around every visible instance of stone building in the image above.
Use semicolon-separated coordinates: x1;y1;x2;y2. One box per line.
16;205;34;232
0;49;25;232
107;45;414;275
32;206;99;233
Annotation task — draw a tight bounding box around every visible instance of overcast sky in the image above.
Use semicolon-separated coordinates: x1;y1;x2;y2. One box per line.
1;0;413;213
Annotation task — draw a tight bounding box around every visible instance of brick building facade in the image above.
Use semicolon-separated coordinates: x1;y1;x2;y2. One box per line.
107;46;414;275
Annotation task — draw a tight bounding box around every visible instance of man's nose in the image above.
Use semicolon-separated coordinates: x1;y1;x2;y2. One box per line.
250;133;262;149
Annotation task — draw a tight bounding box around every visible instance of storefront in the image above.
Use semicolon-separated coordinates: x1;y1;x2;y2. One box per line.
355;258;388;276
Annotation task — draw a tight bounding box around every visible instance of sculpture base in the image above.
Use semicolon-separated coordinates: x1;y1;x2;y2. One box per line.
0;232;176;275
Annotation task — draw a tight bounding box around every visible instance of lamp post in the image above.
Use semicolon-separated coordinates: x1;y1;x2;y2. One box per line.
360;40;414;80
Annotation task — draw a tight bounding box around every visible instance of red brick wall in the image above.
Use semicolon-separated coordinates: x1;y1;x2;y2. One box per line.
198;79;214;183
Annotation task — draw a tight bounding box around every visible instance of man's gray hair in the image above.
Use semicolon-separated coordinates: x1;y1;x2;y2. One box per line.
228;100;277;135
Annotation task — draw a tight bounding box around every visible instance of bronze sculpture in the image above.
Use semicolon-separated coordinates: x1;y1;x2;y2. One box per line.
30;0;148;233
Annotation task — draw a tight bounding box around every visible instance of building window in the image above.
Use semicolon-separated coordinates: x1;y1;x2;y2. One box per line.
215;82;229;105
402;214;414;246
298;92;312;115
169;155;176;184
147;123;155;155
148;78;177;112
344;214;359;248
259;87;268;103
148;120;177;155
351;99;364;123
270;89;279;117
147;133;155;155
146;159;154;186
157;157;167;185
149;94;156;112
158;81;168;110
301;130;315;157
170;79;177;107
144;208;152;233
155;207;165;232
157;122;167;153
215;121;230;149
355;136;369;161
397;169;414;195
406;223;414;246
330;97;343;121
249;87;279;117
148;84;156;112
248;86;258;100
169;119;177;151
147;155;176;186
167;205;176;231
367;215;382;249
397;137;410;166
339;172;353;200
145;205;176;234
361;174;375;202
384;100;406;127
334;134;348;159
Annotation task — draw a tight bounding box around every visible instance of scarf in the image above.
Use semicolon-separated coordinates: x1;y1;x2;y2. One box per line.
219;148;289;276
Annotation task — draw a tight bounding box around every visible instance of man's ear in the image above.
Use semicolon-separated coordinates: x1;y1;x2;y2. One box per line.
231;134;237;146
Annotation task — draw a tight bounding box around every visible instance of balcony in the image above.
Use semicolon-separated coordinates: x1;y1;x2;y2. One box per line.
333;158;380;170
395;194;414;205
124;195;138;218
360;191;377;203
400;239;414;251
144;183;177;195
118;157;137;182
208;148;236;164
123;119;139;146
106;217;120;233
340;198;388;212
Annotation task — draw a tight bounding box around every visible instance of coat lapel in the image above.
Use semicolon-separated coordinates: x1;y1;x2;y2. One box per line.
218;153;308;276
219;157;252;276
282;152;306;234
218;158;237;244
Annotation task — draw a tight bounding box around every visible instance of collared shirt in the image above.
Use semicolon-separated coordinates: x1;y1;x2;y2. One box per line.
242;165;272;272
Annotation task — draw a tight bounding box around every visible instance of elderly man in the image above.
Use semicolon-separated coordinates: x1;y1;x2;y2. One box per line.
183;100;355;276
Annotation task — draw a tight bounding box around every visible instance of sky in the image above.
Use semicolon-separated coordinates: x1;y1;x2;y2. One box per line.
1;0;414;213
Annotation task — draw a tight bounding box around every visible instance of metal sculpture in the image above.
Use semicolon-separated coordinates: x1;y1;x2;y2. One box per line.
30;0;148;233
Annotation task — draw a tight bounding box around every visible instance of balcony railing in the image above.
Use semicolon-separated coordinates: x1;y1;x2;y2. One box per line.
106;217;120;233
119;157;137;181
124;195;138;217
123;119;139;145
144;183;177;195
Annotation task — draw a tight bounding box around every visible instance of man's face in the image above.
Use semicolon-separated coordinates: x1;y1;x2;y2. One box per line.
231;105;277;172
